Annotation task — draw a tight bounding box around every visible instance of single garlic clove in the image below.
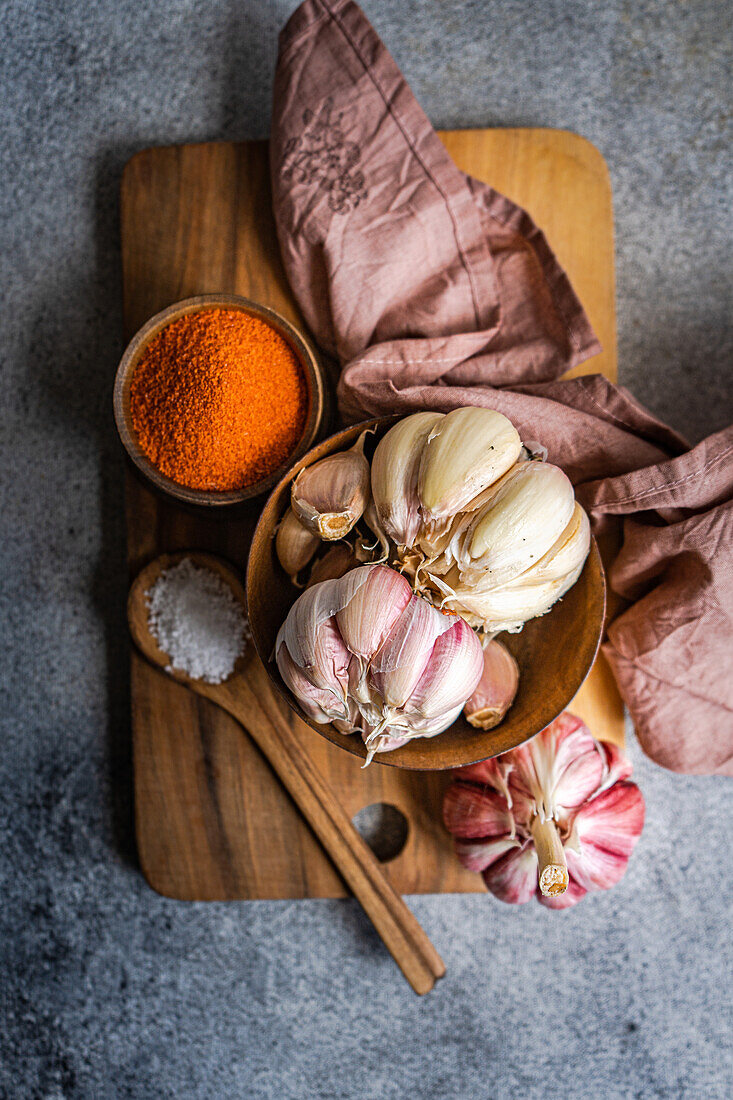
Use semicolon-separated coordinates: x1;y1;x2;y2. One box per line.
275;506;321;578
482;845;539;904
464;638;519;729
550;722;606;812
570;781;645;867
442;781;514;839
371;411;443;547
306;543;358;587
291;431;370;540
276;578;351;697
599;739;634;788
417;407;522;525
456;461;576;588
335;564;412;665
369;594;454;709
454;836;519;874
276;642;348;723
508;501;590;588
404;614;484;721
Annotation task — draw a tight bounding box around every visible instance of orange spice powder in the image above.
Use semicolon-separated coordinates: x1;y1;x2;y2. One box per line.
130;308;308;491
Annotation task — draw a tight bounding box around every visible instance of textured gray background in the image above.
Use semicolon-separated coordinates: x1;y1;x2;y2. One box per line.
1;1;732;1097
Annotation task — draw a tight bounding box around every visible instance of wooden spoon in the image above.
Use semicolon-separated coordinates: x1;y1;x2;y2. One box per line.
128;552;445;995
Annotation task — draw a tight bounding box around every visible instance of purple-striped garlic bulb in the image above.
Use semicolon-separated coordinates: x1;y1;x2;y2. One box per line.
276;564;484;764
443;712;644;907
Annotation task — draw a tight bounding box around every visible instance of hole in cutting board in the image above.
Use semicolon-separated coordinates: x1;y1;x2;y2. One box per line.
351;803;408;863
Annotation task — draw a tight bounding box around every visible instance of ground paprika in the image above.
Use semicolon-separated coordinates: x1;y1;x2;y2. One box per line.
130;307;308;491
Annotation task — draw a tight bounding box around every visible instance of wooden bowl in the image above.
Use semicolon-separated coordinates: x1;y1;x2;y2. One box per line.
113;294;327;508
247;419;606;771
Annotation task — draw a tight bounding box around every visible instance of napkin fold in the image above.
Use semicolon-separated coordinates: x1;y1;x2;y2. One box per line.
271;0;733;775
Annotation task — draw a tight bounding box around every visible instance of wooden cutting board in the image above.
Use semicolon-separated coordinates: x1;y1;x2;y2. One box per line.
121;129;621;901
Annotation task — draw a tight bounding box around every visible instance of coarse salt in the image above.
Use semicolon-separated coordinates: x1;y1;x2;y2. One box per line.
146;558;248;684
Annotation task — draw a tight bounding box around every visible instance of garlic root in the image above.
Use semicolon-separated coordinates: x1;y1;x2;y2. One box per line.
531;816;569;897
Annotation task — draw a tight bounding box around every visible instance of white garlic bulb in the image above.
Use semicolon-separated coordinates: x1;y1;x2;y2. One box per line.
370;409;589;637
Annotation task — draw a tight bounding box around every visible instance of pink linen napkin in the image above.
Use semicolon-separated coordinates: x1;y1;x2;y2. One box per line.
271;0;733;775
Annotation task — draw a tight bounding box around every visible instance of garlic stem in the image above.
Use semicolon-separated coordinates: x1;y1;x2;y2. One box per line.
531;816;569;897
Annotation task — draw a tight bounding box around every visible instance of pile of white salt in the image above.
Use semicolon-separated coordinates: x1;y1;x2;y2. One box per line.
146;558;248;684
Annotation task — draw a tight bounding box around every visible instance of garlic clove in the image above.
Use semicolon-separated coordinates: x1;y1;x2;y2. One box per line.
482;845;539;904
357;498;390;564
306;543;358;587
546;713;605;812
369;594;453;709
464;638;519;729
507;501;590;588
565;842;631;894
371;411;443;547
276;578;351;696
418;407;522;525
291;430;370;540
276;642;348;723
599;740;633;788
456;461;576;588
453;757;508;792
442;781;514;839
404;615;484;721
335;564;412;664
572;781;645;863
454;836;519;874
275;506;321;578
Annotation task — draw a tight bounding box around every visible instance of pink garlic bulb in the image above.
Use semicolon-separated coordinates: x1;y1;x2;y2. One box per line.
276;564;484;764
443;712;644;907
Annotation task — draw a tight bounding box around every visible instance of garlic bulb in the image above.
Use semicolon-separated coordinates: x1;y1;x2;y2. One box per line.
464;639;519;729
276;564;484;764
369;408;589;636
291;430;370;540
443;713;644;907
275;506;320;579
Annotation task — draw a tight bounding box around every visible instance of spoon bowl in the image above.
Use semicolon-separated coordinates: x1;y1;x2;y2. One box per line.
127;551;250;687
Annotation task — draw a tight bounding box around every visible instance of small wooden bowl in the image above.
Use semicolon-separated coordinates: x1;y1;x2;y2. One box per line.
113;294;327;508
247;418;607;771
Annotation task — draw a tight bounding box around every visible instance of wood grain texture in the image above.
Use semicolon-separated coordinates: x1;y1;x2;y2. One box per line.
121;130;622;901
128;553;444;992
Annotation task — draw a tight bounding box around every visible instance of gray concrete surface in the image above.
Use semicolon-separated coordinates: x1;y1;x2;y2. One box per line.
1;1;731;1097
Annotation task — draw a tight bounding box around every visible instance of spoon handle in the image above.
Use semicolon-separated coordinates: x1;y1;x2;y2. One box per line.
204;652;445;995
